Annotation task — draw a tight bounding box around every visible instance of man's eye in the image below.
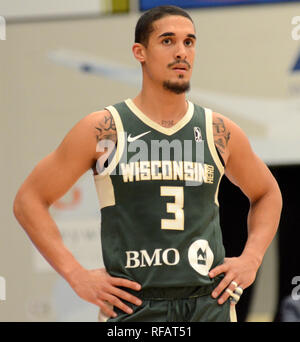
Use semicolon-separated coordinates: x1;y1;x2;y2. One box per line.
162;38;172;45
184;39;193;47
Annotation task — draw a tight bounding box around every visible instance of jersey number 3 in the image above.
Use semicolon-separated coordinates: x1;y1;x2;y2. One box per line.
160;186;184;231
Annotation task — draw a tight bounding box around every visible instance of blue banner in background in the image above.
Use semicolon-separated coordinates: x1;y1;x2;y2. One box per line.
140;0;300;11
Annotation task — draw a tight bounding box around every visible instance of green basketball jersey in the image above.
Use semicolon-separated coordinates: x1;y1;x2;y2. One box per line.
94;98;225;289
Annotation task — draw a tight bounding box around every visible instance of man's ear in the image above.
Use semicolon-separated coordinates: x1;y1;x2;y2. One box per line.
132;43;146;64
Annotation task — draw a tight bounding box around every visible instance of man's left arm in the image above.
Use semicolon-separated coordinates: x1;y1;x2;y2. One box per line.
209;113;283;305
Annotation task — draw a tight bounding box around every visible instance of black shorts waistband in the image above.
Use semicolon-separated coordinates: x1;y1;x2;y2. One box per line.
122;276;222;301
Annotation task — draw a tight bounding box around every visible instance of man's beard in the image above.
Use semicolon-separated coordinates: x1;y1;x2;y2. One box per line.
163;79;190;94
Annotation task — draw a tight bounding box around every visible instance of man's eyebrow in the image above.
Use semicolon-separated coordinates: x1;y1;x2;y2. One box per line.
158;32;196;39
158;32;175;38
187;33;196;40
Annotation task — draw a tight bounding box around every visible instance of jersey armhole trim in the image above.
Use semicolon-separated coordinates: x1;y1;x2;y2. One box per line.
93;105;125;210
205;107;225;207
204;107;225;176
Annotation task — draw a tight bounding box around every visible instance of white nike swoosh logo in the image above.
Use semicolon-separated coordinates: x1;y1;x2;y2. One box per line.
127;131;151;142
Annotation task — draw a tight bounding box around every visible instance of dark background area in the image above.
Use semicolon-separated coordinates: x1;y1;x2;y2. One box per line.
218;164;300;322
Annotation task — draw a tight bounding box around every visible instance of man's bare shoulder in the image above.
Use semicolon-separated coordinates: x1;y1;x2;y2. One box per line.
212;111;256;165
88;109;117;145
56;108;117;166
212;111;232;166
85;109;117;175
212;111;254;146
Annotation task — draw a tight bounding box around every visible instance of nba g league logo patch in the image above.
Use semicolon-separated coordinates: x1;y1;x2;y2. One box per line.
194;127;202;142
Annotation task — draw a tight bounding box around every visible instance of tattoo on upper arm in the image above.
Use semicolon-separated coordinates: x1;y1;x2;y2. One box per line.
92;111;117;175
95;112;117;143
213;116;231;155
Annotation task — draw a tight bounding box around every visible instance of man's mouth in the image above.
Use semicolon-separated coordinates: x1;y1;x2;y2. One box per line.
172;66;187;71
169;61;190;75
172;65;188;75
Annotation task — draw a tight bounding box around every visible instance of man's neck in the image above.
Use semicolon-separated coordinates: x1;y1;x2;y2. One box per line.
132;84;188;128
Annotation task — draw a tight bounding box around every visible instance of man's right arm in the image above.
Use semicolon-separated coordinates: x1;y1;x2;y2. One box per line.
13;110;142;318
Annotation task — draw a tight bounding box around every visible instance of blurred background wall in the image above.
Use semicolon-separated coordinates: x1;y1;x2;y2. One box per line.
0;0;300;322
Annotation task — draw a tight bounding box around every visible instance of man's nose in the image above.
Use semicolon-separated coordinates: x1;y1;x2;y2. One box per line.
174;42;187;61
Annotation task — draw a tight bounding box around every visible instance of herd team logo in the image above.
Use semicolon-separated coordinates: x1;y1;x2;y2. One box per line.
188;239;214;276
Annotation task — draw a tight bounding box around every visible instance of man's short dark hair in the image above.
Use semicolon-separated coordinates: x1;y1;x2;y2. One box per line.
135;5;194;47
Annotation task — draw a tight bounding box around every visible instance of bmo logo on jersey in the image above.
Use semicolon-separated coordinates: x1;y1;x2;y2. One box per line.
125;239;214;275
188;239;214;276
125;248;180;268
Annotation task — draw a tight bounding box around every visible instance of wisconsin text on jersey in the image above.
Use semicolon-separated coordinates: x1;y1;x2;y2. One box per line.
120;160;215;184
96;133;215;185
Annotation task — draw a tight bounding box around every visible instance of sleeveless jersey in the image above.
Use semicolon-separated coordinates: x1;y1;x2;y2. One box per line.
94;98;225;289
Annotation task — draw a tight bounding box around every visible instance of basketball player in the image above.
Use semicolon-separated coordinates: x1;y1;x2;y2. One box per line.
13;6;282;322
